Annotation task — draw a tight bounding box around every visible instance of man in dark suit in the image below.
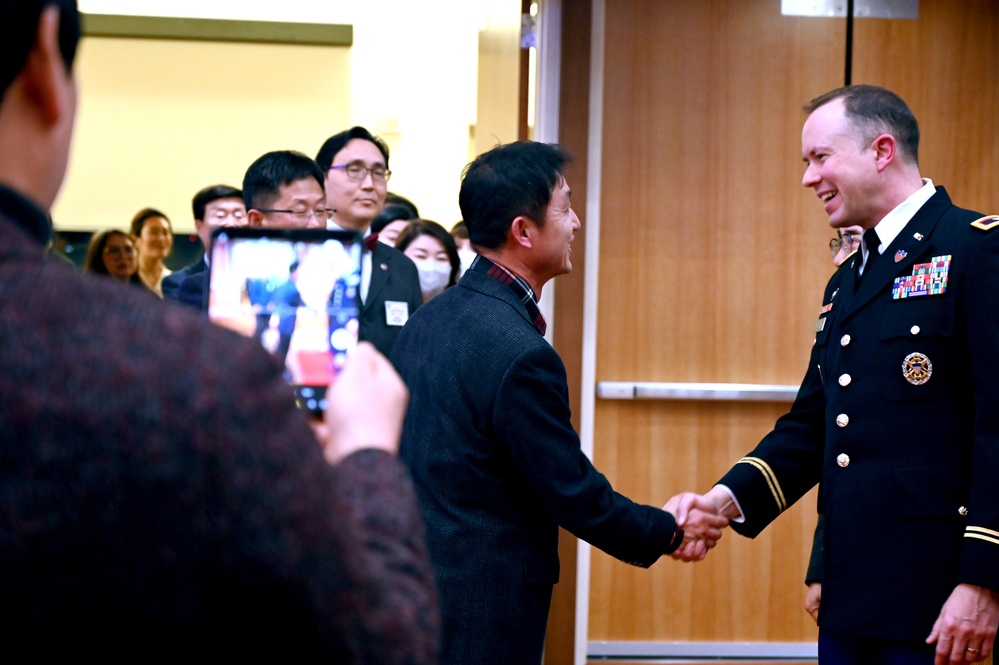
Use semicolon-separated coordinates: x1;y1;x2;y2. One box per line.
0;2;437;660
316;127;422;357
162;183;245;307
684;85;999;665
391;141;727;664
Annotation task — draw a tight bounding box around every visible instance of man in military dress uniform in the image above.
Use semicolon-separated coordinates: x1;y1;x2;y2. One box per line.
684;85;999;664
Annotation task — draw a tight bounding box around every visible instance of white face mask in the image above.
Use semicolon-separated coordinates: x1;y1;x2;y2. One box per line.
414;260;451;300
457;249;477;277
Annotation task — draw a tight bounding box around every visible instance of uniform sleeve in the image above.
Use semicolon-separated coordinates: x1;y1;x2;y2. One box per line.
957;229;999;592
494;343;679;567
717;342;827;538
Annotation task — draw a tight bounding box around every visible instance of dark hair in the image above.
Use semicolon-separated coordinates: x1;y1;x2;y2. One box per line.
315;126;390;172
129;207;172;237
384;192;419;218
242;150;325;211
83;228;133;276
804;84;920;165
0;0;80;102
458;141;570;250
450;221;468;241
192;185;242;221
371;204;417;234
395;219;460;289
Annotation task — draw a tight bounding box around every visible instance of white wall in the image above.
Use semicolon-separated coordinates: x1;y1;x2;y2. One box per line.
62;1;483;232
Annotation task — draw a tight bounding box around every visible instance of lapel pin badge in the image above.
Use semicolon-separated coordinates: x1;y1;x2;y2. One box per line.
913;232;924;241
895;249;907;263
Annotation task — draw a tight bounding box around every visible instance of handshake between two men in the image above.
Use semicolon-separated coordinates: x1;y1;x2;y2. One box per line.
663;486;742;562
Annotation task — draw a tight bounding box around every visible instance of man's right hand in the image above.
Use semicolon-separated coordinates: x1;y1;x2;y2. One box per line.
805;582;821;623
323;342;409;465
664;492;729;561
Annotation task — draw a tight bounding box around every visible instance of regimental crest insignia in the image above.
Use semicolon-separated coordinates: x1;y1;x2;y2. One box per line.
902;352;932;385
971;215;999;232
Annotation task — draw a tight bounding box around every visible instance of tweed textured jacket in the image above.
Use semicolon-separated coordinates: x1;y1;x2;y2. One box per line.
393;265;679;664
0;185;437;662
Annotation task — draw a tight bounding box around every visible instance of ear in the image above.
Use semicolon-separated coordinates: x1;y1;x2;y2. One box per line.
21;6;72;127
871;134;897;173
247;210;265;228
508;215;535;250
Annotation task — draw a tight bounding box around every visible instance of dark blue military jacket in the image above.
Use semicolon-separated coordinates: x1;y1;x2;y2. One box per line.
719;188;999;641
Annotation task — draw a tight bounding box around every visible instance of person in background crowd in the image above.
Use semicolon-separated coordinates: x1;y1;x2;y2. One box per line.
316;126;422;357
130;206;173;297
829;225;864;268
385;191;419;219
162;184;245;306
372;203;415;247
83;228;142;286
450;220;476;277
395;219;459;302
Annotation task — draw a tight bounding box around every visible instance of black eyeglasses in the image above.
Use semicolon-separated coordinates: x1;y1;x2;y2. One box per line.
330;163;391;183
256;208;334;224
829;233;859;257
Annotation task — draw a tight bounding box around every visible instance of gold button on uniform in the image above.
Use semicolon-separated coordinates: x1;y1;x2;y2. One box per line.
841;334;851;346
839;374;852;387
959;506;969;516
836;413;850;427
837;453;850;468
911;325;921;335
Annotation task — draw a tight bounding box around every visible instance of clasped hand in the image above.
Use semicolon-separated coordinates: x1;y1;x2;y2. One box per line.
663;491;730;562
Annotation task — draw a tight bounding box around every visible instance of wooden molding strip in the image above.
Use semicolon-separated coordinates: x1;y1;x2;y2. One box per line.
81;13;353;47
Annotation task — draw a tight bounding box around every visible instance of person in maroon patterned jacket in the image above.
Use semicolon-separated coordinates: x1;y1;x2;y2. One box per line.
0;1;437;660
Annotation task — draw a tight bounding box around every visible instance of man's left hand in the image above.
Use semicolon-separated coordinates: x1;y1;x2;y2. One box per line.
926;583;999;664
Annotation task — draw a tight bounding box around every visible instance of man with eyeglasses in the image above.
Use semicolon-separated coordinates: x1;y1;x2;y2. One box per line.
163;183;246;307
828;225;864;268
316;127;422;358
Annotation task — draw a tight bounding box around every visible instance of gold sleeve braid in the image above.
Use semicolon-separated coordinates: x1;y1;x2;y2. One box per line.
735;457;787;513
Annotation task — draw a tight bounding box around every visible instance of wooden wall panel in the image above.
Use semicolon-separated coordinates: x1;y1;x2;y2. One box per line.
589;400;819;642
588;0;842;643
852;0;999;214
583;0;999;650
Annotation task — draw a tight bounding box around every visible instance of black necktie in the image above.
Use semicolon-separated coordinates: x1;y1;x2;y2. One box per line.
855;228;880;290
863;228;881;273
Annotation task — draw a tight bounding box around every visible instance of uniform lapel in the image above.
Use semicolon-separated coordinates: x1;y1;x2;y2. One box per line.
841;190;951;322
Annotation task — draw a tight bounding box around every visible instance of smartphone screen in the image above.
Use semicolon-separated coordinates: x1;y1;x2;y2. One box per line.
206;228;362;413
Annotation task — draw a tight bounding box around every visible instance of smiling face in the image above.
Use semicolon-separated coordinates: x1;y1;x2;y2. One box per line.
531;176;580;282
801;99;883;231
134;215;173;260
324;138;388;231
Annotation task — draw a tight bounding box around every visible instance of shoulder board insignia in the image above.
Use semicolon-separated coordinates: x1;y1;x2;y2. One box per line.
970;215;999;231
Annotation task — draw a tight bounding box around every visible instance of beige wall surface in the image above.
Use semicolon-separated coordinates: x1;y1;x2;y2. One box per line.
53;37;351;232
58;1;486;234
